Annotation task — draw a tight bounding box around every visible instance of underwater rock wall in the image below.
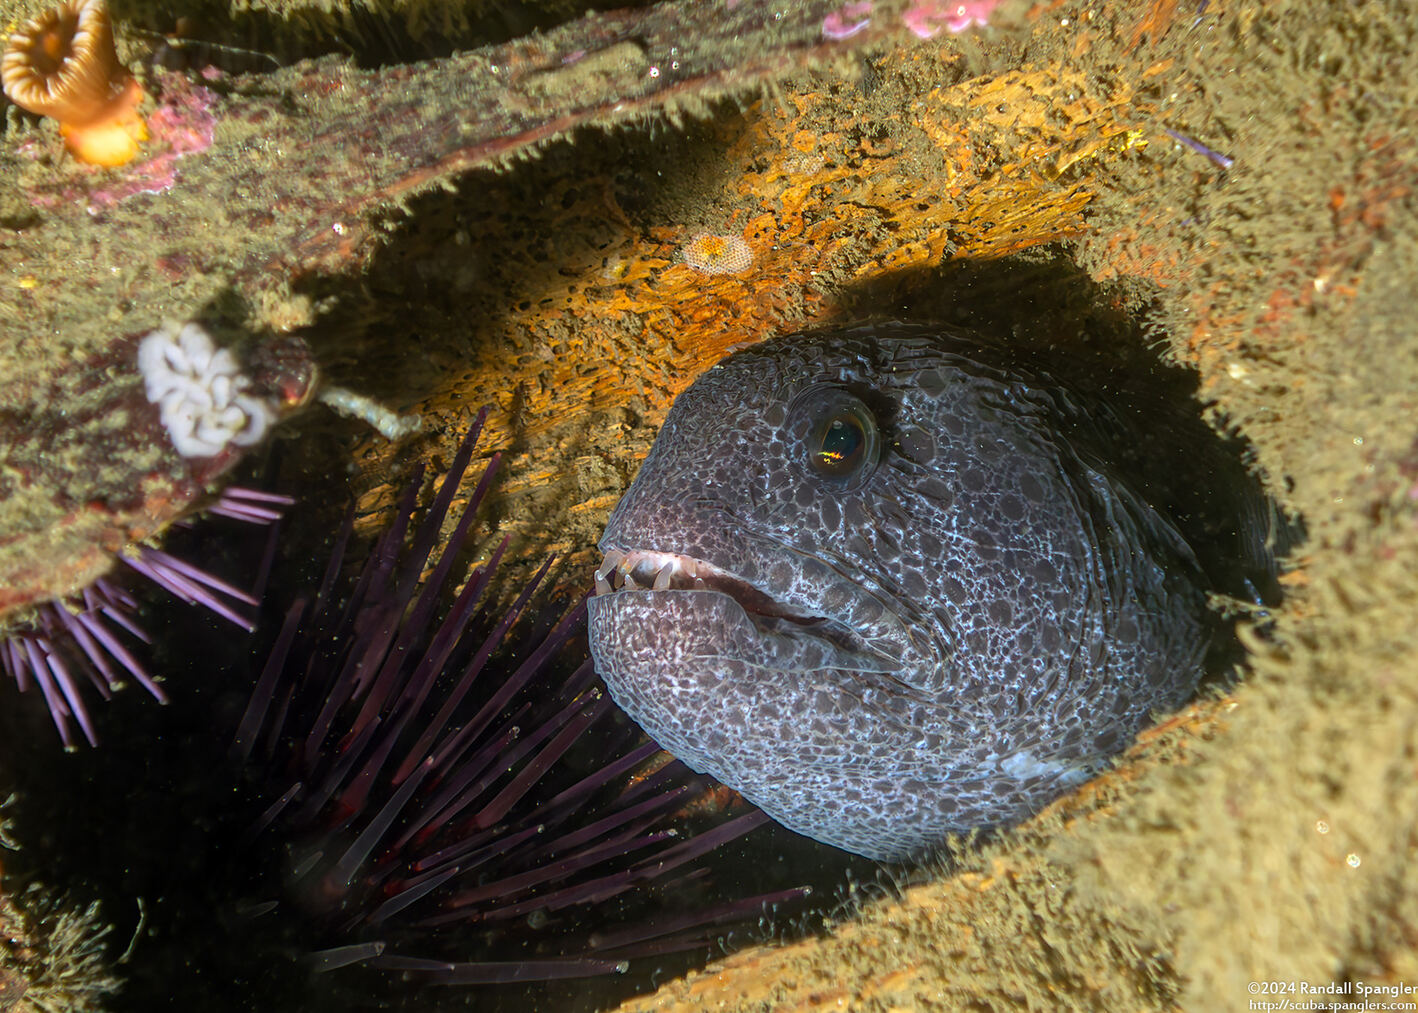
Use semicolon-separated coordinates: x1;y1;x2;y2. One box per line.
608;1;1418;1009
2;0;1417;1007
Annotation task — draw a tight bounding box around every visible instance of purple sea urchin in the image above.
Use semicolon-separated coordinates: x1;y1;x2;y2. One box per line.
232;409;801;992
0;320;315;748
1;485;286;748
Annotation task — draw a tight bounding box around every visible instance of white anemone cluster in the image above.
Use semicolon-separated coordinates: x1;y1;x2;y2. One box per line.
137;322;276;459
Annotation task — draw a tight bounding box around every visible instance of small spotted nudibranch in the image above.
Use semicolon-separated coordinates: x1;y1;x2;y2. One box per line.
681;232;754;276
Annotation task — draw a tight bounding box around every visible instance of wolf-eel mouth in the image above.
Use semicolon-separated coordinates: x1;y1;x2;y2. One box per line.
593;548;825;626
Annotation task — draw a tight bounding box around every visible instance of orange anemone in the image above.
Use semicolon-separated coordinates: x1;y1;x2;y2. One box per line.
2;0;147;166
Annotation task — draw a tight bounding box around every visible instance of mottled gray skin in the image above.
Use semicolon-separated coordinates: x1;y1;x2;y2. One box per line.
589;323;1216;861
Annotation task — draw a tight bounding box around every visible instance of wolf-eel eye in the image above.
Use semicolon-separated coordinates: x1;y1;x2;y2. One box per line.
792;385;881;486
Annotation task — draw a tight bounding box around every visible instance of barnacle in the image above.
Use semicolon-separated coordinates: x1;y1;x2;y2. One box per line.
1;0;147;166
137;322;276;459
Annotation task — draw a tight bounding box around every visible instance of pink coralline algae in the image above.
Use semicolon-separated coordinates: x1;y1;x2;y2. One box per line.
823;1;873;40
85;75;217;210
23;71;216;211
903;0;1004;37
24;72;220;212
